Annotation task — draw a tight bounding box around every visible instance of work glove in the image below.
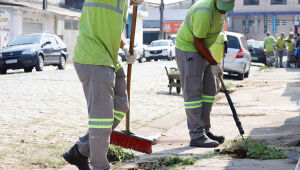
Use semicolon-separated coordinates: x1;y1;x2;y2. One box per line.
123;44;137;64
211;64;223;77
130;0;144;5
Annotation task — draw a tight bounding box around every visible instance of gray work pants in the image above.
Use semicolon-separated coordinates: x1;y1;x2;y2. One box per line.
287;51;294;67
266;51;275;66
175;48;216;140
276;50;284;68
74;63;128;170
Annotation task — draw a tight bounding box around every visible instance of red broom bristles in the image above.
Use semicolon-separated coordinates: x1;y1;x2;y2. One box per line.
110;131;152;154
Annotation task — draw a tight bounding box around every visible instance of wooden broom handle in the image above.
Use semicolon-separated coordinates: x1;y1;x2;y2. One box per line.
126;5;138;133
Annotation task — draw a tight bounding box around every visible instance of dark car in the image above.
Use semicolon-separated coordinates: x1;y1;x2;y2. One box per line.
0;33;68;74
247;40;266;64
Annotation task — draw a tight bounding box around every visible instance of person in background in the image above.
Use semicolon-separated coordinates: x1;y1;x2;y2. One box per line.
276;32;285;68
264;31;276;66
285;32;295;68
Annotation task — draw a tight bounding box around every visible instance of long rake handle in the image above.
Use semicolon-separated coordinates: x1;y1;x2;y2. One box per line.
126;5;138;134
218;75;245;135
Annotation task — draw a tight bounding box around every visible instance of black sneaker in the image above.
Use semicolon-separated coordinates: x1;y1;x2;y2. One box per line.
190;135;219;148
206;132;225;144
63;144;91;170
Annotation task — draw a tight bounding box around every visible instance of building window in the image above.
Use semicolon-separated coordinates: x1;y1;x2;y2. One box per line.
271;0;287;5
268;19;287;26
244;0;259;5
299;0;300;4
64;20;79;30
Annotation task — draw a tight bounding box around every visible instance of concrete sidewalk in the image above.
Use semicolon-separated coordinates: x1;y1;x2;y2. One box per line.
120;67;300;169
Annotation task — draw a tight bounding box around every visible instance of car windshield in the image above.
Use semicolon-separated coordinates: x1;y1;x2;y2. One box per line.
227;35;241;49
151;41;169;47
248;41;264;49
8;34;41;47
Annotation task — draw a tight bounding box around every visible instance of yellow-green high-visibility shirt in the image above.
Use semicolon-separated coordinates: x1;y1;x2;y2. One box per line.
73;0;129;71
264;36;276;52
210;31;227;63
276;37;285;50
176;0;226;52
285;37;295;52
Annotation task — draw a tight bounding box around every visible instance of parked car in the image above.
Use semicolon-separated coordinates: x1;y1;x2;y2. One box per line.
144;40;175;61
247;40;266;64
224;31;252;80
0;33;68;74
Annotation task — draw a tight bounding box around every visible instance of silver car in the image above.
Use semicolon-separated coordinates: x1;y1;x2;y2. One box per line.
224;31;252;80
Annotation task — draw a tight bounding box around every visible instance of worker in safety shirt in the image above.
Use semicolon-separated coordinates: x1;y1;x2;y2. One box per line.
210;31;227;91
175;0;235;148
264;31;276;66
62;0;144;170
276;32;286;68
210;31;228;66
285;32;295;68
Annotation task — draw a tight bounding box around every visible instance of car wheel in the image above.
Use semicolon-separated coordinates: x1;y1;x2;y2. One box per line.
138;58;143;63
146;58;151;62
58;55;66;70
35;55;44;71
245;66;250;78
237;72;245;80
24;67;33;73
0;68;7;74
154;59;158;61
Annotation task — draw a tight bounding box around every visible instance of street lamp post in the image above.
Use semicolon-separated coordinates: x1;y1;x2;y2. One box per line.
159;0;164;39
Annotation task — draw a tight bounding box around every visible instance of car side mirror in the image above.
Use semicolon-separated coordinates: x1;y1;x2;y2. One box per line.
249;48;254;53
43;41;51;47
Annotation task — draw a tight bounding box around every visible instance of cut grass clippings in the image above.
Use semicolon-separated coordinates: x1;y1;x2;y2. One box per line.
164;154;196;167
220;137;287;160
107;145;136;163
259;65;269;71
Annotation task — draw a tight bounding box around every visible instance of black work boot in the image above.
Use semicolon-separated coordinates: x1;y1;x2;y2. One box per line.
206;132;225;144
190;135;219;148
63;144;91;170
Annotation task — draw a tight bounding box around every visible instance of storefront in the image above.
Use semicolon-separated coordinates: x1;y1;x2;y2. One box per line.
0;7;13;49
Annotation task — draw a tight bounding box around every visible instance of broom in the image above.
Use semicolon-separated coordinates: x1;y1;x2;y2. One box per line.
110;5;153;154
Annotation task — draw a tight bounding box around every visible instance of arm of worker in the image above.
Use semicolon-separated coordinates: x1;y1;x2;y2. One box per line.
193;37;218;65
193;37;222;76
121;31;137;64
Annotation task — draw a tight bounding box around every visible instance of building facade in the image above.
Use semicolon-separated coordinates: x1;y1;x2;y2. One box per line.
0;0;147;59
229;0;300;40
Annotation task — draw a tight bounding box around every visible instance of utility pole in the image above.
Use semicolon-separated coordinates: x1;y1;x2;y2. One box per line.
43;0;47;10
159;0;164;39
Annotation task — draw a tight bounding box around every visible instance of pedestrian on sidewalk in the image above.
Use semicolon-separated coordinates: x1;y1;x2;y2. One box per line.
286;32;295;68
62;0;144;170
175;0;235;148
276;32;286;68
264;31;276;66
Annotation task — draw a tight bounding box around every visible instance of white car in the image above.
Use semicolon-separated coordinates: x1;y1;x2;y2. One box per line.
144;40;175;61
224;31;252;80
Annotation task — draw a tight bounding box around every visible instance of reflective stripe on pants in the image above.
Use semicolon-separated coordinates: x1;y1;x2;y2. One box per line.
176;48;216;140
74;63;128;170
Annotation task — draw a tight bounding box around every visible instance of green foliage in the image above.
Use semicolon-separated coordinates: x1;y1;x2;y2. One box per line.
221;137;287;160
259;65;269;71
163;154;196;167
107;145;135;163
